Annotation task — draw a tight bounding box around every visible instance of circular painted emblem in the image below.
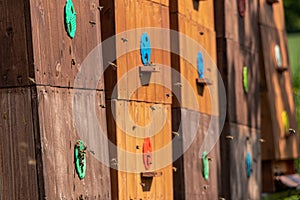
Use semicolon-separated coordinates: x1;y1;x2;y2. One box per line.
243;66;249;93
74;140;86;179
65;0;77;38
246;152;252;178
274;44;283;68
197;52;204;78
140;33;152;65
142;138;152;170
202;151;209;180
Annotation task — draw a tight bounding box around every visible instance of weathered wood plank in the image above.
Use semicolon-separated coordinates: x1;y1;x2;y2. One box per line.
220;122;261;200
258;0;286;31
224;0;259;51
177;0;215;31
225;40;260;128
37;86;111;199
172;108;220;200
170;13;218;114
105;99;119;200
112;101;173;200
103;0;172;104
0;87;39;199
0;0;32;87
29;0;104;89
260;25;298;160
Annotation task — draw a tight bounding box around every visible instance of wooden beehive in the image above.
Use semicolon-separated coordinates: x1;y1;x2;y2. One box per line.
0;0;111;198
215;0;261;199
100;0;173;199
259;0;299;192
170;0;220;199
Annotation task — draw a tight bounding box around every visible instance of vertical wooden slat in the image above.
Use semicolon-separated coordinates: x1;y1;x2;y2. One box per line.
0;88;39;199
0;0;32;87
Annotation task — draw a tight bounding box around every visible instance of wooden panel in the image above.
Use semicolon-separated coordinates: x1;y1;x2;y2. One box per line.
105;99;119;200
170;14;218;114
37;86;111;199
112;100;173;200
0;0;32;87
224;0;259;50
260;92;276;160
258;0;286;31
219;122;261;200
0;87;39;199
174;0;215;31
102;0;172;104
226;40;260;128
260;25;299;160
29;0;104;89
172;108;219;200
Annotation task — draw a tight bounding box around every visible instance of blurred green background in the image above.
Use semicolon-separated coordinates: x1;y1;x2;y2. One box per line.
284;1;300;199
285;0;300;130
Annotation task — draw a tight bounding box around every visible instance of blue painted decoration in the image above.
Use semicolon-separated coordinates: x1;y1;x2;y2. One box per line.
140;33;151;65
246;152;252;178
197;52;204;78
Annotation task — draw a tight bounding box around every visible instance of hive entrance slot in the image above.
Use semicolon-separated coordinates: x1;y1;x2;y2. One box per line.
196;78;213;86
139;65;160;86
139;65;160;73
141;171;163;178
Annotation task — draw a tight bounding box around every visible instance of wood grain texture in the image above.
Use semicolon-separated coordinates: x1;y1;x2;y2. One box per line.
109;100;173;200
219;122;261;200
172;108;219;200
169;10;218;114
36;86;111;199
258;0;286;31
0;87;39;199
224;0;259;51
260;25;298;160
215;0;260;127
225;40;260;128
101;0;172;104
29;0;104;89
171;0;215;31
0;0;32;87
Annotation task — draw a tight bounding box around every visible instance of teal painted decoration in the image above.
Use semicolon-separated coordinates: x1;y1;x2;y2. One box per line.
75;140;86;179
246;152;252;178
65;0;77;38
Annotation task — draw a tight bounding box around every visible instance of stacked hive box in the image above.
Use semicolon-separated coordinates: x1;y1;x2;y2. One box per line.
0;0;111;198
170;0;221;199
215;0;261;199
100;0;173;199
259;0;299;192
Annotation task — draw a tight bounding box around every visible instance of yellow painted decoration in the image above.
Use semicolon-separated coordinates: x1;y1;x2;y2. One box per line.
282;111;289;133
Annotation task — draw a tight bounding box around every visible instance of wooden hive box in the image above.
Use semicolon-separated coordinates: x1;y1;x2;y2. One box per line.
0;0;111;198
170;0;220;199
100;0;173;199
259;0;299;192
215;0;261;199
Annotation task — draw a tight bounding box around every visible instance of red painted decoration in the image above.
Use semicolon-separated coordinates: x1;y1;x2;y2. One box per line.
142;137;152;170
238;0;246;17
